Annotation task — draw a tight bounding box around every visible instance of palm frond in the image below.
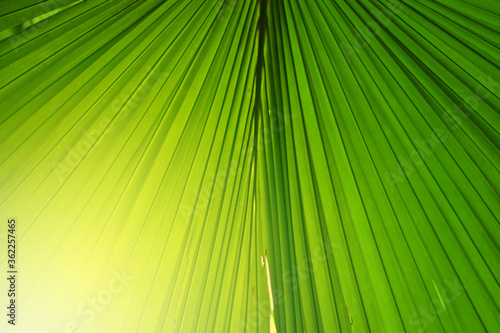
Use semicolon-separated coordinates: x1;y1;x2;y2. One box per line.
0;0;498;332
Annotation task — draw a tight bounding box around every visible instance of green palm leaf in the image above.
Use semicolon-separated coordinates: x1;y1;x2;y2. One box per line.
0;0;498;332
